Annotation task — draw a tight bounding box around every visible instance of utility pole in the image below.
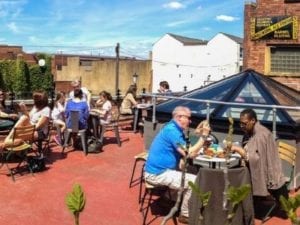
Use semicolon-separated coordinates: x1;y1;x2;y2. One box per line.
115;43;120;103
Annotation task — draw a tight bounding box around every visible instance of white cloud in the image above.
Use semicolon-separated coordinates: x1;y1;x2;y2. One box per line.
196;5;202;10
166;20;188;27
28;36;37;42
216;15;239;22
7;22;19;33
163;1;185;9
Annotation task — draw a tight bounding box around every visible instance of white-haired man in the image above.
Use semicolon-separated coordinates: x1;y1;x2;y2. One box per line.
144;106;210;223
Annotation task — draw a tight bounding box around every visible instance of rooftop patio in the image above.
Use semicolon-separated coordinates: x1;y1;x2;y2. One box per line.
0;130;297;225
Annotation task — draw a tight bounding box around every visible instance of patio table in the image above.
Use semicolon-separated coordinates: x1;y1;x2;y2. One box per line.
189;167;254;225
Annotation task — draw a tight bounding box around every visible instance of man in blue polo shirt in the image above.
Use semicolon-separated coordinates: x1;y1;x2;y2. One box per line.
144;106;210;223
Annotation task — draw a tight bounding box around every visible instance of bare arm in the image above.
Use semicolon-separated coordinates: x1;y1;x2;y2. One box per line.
188;122;211;158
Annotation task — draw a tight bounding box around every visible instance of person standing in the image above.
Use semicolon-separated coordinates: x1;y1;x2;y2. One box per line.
68;79;91;108
231;109;288;203
144;106;211;223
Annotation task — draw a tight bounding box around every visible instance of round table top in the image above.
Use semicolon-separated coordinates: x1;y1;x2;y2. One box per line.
0;119;14;130
195;153;241;162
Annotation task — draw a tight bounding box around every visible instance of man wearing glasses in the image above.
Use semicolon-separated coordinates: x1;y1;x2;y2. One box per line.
231;108;288;214
144;106;210;223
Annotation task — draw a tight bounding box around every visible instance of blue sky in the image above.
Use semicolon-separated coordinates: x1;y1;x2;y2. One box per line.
0;0;245;58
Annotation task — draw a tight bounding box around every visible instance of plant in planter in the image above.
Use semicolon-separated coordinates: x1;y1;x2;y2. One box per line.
189;181;212;225
280;194;300;225
226;184;251;225
66;184;86;225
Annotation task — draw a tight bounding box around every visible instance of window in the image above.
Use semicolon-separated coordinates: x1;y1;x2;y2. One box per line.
270;47;300;75
79;60;92;66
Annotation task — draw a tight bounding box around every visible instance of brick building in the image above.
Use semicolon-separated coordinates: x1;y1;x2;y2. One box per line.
244;0;300;91
0;45;37;64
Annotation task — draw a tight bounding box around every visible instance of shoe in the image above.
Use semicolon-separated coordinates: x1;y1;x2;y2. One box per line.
53;135;62;146
178;215;189;224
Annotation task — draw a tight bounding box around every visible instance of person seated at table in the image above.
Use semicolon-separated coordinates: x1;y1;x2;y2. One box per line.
144;106;211;224
65;88;89;130
91;91;112;125
158;80;172;95
120;84;138;115
4;90;51;145
52;91;66;145
231;109;288;213
0;89;19;131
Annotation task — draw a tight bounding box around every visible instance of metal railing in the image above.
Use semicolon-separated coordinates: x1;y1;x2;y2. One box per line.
142;93;300;139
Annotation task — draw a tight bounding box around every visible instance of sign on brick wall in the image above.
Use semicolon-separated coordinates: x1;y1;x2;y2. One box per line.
250;16;298;40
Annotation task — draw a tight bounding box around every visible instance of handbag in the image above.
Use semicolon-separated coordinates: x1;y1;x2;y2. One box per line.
87;137;102;153
27;156;46;172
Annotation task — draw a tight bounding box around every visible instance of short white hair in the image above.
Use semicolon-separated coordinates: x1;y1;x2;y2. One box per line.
172;106;190;118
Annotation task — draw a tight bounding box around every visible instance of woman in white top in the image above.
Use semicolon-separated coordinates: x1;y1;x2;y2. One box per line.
4;91;50;145
51;91;66;145
92;91;112;124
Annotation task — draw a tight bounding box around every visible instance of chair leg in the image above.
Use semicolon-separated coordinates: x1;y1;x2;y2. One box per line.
129;159;138;188
100;125;106;143
79;131;88;155
140;189;153;225
114;126;121;147
138;164;145;203
62;130;72;154
261;201;277;224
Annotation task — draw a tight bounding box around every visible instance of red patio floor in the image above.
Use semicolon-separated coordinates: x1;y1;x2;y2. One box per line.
0;131;296;225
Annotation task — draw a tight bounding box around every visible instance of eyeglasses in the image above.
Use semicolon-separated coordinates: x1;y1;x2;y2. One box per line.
178;114;191;120
240;121;249;127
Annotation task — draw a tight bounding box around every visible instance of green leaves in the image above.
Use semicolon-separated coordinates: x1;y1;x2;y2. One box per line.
227;184;251;209
66;184;86;215
280;195;300;224
188;181;211;207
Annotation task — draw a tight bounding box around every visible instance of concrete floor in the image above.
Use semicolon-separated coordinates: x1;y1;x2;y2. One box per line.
0;130;295;225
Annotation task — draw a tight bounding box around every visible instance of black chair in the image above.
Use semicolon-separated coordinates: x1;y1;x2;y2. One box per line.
99;107;121;147
140;180;176;225
129;151;148;203
34;119;53;157
62;111;88;155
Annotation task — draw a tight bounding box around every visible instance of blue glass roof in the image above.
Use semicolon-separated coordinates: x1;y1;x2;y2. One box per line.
156;69;300;126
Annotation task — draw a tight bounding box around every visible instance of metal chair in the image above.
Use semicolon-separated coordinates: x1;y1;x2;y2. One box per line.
99;107;121;147
34;119;53;157
62;111;88;155
139;180;175;225
1;124;35;181
129;151;148;203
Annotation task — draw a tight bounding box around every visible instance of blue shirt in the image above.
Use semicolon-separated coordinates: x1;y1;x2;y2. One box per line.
65;100;89;129
145;119;186;175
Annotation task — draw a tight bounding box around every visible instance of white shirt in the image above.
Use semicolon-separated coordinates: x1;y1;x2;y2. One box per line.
29;106;51;135
51;102;65;121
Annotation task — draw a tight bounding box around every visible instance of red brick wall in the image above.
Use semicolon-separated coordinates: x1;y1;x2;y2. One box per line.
243;0;300;91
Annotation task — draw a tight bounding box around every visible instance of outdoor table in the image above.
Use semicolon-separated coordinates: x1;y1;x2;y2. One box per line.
133;103;152;133
193;153;241;169
189;167;254;225
0;119;15;131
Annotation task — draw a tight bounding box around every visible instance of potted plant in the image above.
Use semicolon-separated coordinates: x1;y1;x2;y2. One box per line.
280;194;300;225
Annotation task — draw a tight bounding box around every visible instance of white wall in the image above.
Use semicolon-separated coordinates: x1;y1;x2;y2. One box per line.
152;33;243;92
